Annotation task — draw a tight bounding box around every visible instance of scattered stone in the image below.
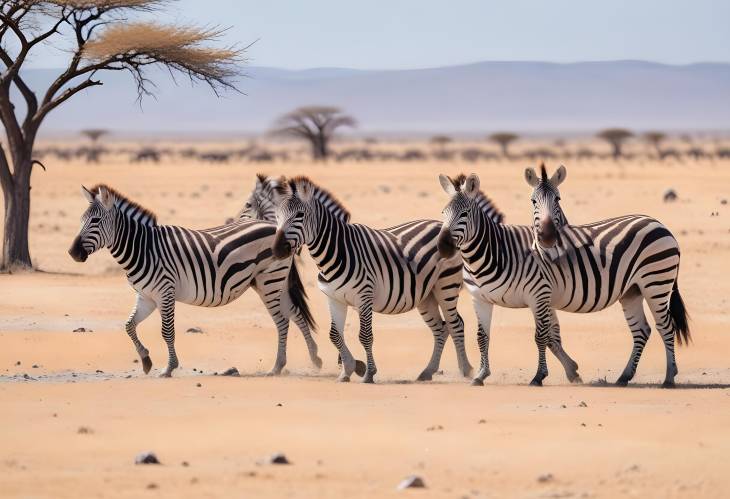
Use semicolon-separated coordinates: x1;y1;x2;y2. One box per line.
95;369;104;374
77;426;93;434
146;483;158;490
15;361;21;366
537;473;554;483
663;189;678;202
478;419;486;424
135;452;161;465
73;327;92;333
125;375;132;379
561;404;567;409
196;383;202;388
581;423;587;427
222;367;240;377
267;453;290;465
32;364;39;369
721;199;728;205
133;359;139;363
276;403;283;407
52;413;58;418
190;477;199;484
186;327;204;334
398;475;426;490
578;401;588;408
426;425;444;431
181;461;190;467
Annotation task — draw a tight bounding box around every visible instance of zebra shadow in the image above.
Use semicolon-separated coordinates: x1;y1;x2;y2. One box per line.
586;380;730;390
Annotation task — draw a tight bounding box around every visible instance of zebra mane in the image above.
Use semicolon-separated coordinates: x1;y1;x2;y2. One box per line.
449;173;505;224
88;184;158;226
540;163;548;182
278;176;351;222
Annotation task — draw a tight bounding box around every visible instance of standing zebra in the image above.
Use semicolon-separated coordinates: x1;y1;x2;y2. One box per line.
437;173;583;386
271;176;491;383
68;184;321;377
524;165;689;387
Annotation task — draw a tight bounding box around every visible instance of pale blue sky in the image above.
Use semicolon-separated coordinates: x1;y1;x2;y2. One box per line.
26;0;730;69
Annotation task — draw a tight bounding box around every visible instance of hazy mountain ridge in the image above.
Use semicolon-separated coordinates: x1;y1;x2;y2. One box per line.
17;61;730;134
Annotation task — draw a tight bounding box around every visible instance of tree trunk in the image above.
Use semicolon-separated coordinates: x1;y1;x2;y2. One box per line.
318;135;328;160
500;142;509;158
612;142;622;160
2;156;32;271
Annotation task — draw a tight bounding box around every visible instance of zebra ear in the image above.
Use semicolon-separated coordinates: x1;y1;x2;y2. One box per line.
439;174;456;195
81;185;95;203
96;186;114;210
463;174;480;197
524;168;540;187
550;165;567;187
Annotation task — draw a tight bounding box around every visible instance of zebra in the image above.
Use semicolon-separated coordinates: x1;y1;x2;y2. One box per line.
68;184;321;377
437;173;583;386
270;176;502;383
524;164;689;387
438;168;689;387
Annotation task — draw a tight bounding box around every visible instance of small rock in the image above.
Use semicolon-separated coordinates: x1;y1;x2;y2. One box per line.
663;189;678;202
73;327;91;333
276;403;283;407
32;364;39;369
561;404;567;409
135;452;161;465
478;419;486;424
398;475;426;490
133;359;139;363
267;453;290;465
181;461;190;467
77;426;93;434
95;369;104;374
146;483;158;490
186;327;204;334
578;401;588;407
581;423;587;427
15;361;21;366
426;425;444;431
537;473;554;483
721;199;728;205
196;383;202;388
222;367;240;377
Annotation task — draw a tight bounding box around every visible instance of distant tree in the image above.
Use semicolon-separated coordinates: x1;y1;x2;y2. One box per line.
272;106;356;161
643;131;666;158
80;129;109;163
488;132;519;158
597;128;634;159
0;1;242;271
430;135;452;148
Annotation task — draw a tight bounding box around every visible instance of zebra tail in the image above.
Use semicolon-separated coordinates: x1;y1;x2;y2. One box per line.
669;281;690;346
288;256;317;333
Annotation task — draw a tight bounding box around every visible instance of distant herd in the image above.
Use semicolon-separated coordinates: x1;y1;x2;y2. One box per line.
68;165;690;387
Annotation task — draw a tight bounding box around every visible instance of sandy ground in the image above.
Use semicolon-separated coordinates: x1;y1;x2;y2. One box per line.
2;152;730;498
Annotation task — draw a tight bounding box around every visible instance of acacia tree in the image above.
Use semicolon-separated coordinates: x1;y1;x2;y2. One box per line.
272;106;355;161
488;132;519;158
597;128;633;159
0;0;241;271
80;128;108;163
643;131;666;158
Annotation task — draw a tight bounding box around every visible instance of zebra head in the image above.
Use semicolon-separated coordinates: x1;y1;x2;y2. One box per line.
238;174;283;223
271;177;313;259
69;185;116;262
438;173;482;258
524;163;567;249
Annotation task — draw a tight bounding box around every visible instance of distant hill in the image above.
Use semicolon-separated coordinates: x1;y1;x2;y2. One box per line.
18;61;730;135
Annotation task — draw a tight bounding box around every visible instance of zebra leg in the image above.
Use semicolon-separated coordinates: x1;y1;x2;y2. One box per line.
415;294;448;382
616;292;652;386
253;277;291;376
327;298;359;382
547;310;582;383
529;305;552;386
291;312;323;370
125;293;157;375
645;294;678;388
158;291;179;378
443;308;473;378
357;301;377;384
471;299;493;386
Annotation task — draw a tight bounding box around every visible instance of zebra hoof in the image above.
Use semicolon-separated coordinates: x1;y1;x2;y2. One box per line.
460;365;474;378
416;371;433;382
529;378;543;387
662;380;676;389
362;376;375;384
570;374;583;384
312;356;323;370
354;360;367;377
141;356;152;374
615;377;630;387
158;372;172;378
337;374;351;383
470;378;484;387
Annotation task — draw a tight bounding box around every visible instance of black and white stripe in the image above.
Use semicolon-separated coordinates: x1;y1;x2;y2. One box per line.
69;184;320;377
271;176;502;383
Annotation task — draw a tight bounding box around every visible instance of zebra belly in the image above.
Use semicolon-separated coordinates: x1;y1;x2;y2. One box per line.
464;280;528;309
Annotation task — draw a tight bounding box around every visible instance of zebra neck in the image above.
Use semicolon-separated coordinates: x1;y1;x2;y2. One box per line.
109;209;155;274
307;204;347;273
461;214;503;272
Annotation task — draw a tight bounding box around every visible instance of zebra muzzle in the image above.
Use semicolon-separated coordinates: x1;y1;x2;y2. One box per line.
537;217;558;248
68;236;88;262
272;230;293;260
437;228;457;259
